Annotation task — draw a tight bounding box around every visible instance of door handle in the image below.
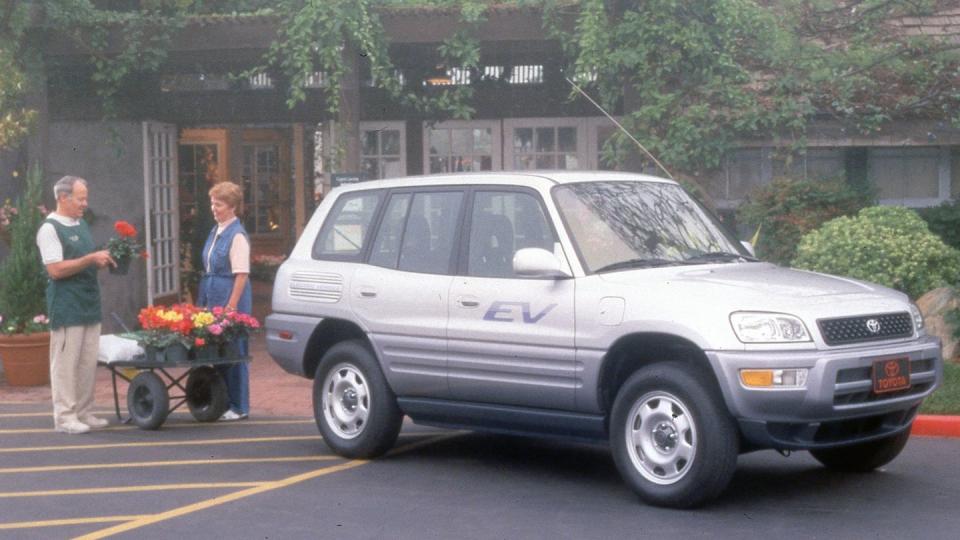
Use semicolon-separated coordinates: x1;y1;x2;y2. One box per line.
457;296;480;308
359;287;377;298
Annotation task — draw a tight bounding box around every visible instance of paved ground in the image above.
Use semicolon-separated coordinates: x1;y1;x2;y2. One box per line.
1;400;959;539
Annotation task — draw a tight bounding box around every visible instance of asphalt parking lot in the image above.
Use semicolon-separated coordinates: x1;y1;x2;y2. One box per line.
3;399;960;539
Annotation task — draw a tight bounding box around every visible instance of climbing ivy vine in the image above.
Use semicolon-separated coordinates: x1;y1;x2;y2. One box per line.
556;0;960;176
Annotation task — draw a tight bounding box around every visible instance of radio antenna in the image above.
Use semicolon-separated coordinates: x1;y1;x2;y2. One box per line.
565;76;674;180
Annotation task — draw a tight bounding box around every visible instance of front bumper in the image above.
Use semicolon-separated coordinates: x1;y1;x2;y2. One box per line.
705;336;942;450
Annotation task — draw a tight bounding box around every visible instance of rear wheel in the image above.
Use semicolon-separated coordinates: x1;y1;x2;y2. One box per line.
610;363;738;508
313;340;402;458
810;428;911;472
185;366;230;422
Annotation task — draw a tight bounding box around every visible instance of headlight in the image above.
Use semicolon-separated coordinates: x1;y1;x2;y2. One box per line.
730;312;811;343
909;303;926;336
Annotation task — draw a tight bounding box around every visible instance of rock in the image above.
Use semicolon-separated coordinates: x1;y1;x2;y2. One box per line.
916;287;960;363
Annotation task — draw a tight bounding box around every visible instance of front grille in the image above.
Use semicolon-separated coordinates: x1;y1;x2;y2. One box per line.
818;312;913;346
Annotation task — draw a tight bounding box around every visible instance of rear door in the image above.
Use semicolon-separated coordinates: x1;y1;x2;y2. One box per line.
447;188;577;410
351;188;465;398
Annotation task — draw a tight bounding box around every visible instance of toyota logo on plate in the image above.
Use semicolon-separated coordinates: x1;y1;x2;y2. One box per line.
866;318;881;334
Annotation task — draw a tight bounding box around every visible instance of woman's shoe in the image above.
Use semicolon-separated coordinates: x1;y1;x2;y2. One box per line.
220;410;249;421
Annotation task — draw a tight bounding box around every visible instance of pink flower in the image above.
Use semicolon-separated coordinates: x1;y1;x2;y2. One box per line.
32;314;48;324
208;324;223;336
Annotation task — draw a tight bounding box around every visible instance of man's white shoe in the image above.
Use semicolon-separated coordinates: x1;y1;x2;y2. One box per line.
81;416;109;428
55;421;90;434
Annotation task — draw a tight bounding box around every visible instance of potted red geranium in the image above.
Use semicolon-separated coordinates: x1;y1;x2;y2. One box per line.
105;220;147;275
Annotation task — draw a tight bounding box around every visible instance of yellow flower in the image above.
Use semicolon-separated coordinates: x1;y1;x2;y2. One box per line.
192;311;215;328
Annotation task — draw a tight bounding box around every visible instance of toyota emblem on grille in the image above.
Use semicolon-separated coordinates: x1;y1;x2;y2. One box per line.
866;318;881;334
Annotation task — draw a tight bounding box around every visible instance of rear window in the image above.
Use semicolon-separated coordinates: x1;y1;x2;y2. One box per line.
312;191;383;261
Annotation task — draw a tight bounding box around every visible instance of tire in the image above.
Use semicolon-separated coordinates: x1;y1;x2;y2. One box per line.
609;363;739;508
313;340;402;458
185;366;230;422
810;427;911;472
127;371;170;430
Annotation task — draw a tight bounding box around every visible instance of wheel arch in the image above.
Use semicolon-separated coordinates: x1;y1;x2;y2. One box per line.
303;318;371;380
597;332;721;415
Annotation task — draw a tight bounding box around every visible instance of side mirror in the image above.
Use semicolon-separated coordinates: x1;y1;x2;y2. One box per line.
513;248;571;279
740;241;756;257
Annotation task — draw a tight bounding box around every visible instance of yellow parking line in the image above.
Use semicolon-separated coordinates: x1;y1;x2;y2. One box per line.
0;435;320;454
0;410;114;418
76;460;369;539
0;515;149;530
77;433;458;539
0;419;314;435
0;455;338;474
0;482;264;498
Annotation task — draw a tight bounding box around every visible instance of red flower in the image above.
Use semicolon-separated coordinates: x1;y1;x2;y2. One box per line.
195;337;205;347
140;250;150;259
114;220;137;238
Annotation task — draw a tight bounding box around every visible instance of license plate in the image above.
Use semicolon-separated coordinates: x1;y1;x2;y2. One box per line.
872;357;911;394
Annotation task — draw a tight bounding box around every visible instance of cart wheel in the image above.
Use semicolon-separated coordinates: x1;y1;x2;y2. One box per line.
186;366;230;422
127;371;169;430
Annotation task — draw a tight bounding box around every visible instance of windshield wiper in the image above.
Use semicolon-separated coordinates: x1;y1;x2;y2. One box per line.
684;251;757;263
594;258;685;273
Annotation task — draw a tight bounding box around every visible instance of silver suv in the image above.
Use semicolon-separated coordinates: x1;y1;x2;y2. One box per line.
266;171;942;507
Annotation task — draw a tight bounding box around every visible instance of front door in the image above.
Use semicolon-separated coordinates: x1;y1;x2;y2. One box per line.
447;189;576;410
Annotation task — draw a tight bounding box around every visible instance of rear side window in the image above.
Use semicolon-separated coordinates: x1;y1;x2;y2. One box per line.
312;191;383;260
369;190;464;274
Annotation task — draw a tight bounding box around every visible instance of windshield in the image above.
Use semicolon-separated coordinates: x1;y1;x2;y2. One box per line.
553;181;752;274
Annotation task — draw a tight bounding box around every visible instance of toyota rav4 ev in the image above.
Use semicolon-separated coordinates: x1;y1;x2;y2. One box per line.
266;172;942;507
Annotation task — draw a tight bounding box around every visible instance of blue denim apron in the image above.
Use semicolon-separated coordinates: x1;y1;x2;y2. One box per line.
198;219;252;415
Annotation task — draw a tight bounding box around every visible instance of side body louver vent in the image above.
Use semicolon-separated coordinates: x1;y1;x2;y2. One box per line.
289;271;343;303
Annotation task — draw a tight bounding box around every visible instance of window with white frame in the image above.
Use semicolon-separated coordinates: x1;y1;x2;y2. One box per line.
774;148;846;181
504;118;587;171
423;121;500;173
868;147;946;206
702;148;771;208
360;121;406;179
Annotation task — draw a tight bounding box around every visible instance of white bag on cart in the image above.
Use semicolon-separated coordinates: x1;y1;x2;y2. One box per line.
98;334;143;364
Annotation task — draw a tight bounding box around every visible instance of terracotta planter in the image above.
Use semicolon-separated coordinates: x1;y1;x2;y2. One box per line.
0;332;51;386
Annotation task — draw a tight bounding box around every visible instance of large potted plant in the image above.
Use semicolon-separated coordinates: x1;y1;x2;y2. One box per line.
0;164;51;386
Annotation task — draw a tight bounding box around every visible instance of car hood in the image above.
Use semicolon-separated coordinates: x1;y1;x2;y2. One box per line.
598;262;908;312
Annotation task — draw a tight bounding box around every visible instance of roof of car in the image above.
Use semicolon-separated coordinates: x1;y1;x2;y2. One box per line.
331;170;677;194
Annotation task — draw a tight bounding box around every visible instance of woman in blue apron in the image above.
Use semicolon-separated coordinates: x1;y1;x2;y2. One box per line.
197;182;252;421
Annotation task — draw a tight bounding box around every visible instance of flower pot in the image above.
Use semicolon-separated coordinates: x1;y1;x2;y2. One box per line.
0;332;51;386
109;256;131;275
191;345;219;362
144;342;189;363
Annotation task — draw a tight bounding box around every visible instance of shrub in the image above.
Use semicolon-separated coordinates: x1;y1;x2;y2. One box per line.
737;178;872;265
918;199;960;252
0;164;49;334
793;206;960;299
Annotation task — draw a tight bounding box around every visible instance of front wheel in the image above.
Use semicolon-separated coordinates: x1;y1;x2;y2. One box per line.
610;363;738;508
313;341;402;458
810;428;911;472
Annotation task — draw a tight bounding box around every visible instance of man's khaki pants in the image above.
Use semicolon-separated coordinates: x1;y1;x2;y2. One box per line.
50;323;100;427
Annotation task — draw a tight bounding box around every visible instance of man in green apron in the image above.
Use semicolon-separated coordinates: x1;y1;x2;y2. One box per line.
36;176;115;434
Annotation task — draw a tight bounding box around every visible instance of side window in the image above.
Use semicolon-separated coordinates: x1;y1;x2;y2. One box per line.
312;191;383;260
468;191;554;278
397;191;463;274
369;194;412;268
